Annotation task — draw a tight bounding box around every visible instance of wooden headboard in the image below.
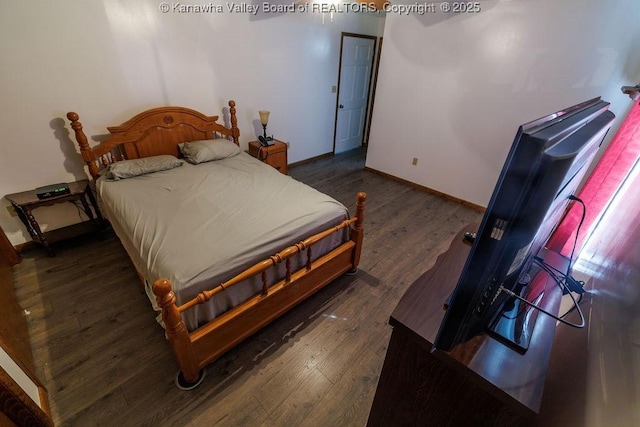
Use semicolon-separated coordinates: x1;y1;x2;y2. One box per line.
67;100;240;180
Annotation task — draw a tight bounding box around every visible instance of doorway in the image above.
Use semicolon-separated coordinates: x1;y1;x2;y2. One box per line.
333;33;377;154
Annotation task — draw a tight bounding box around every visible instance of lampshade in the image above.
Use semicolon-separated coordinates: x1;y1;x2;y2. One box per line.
259;110;270;126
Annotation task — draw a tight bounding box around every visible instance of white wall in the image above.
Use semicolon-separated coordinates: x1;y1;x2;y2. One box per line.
367;0;640;207
0;1;385;245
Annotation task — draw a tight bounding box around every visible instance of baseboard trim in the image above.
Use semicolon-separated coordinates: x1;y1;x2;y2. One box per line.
289;152;333;169
363;167;486;212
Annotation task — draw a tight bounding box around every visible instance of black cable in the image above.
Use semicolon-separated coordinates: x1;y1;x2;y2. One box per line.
534;256;587;315
565;195;586;290
71;200;89;221
536;258;586;294
533;259;586;321
561;293;583;319
496;195;589;328
499;280;585;328
535;194;588;295
500;278;546;320
257;146;269;162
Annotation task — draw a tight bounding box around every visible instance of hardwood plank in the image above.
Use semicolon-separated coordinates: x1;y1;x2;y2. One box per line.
263;367;333;426
60;387;129;427
300;347;382;426
252;278;379;412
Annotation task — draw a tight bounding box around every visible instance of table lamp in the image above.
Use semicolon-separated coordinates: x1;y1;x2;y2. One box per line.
259;110;270;139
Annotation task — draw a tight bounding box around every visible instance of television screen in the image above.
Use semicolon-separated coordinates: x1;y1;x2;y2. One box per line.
433;98;615;353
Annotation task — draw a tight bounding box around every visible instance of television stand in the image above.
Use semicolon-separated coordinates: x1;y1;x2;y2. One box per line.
367;224;567;426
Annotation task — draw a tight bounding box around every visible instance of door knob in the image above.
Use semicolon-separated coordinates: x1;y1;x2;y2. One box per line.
339;104;344;109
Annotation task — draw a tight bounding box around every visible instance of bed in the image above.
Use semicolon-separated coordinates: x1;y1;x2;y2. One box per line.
66;101;366;389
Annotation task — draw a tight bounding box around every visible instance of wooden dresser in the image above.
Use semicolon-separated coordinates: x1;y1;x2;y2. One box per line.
367;225;565;426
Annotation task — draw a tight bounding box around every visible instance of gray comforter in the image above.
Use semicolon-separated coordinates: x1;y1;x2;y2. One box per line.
97;152;348;328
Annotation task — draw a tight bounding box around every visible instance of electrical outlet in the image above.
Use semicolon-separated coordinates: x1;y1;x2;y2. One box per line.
412;157;418;166
331;85;337;93
6;205;17;217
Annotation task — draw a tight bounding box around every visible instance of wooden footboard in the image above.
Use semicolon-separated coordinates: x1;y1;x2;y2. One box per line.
152;192;366;388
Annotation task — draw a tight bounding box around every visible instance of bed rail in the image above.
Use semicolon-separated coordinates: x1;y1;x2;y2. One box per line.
152;192;366;389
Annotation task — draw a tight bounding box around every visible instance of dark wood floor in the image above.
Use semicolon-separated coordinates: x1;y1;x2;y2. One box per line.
13;148;483;426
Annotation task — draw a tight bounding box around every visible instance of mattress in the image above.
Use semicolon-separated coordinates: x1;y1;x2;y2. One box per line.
97;152;349;329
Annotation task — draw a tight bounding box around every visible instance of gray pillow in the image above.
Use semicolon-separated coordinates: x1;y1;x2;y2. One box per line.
178;138;240;164
103;155;183;180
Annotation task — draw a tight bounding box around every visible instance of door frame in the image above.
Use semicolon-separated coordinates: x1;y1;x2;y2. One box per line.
333;32;378;154
365;36;383;146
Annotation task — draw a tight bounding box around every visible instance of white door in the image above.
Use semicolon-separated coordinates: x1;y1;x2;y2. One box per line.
334;36;376;154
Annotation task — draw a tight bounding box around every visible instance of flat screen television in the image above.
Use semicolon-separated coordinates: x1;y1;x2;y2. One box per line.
433;97;615;353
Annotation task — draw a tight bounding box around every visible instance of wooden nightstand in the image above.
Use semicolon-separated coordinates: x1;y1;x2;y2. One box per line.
5;180;103;256
248;140;288;174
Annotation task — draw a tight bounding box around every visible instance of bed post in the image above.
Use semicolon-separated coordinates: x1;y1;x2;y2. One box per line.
152;279;204;390
66;112;100;180
351;192;367;270
228;100;240;146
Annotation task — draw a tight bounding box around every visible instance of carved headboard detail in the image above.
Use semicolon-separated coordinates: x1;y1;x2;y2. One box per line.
67;100;240;179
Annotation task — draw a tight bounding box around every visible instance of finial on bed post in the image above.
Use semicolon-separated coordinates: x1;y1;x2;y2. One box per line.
67;112;100;180
350;192;367;270
152;279;203;389
228;100;240;146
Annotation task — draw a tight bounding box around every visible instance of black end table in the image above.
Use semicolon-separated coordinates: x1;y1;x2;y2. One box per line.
6;180;102;256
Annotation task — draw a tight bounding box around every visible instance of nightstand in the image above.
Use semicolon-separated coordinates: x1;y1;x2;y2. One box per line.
5;179;102;256
248;140;288;174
